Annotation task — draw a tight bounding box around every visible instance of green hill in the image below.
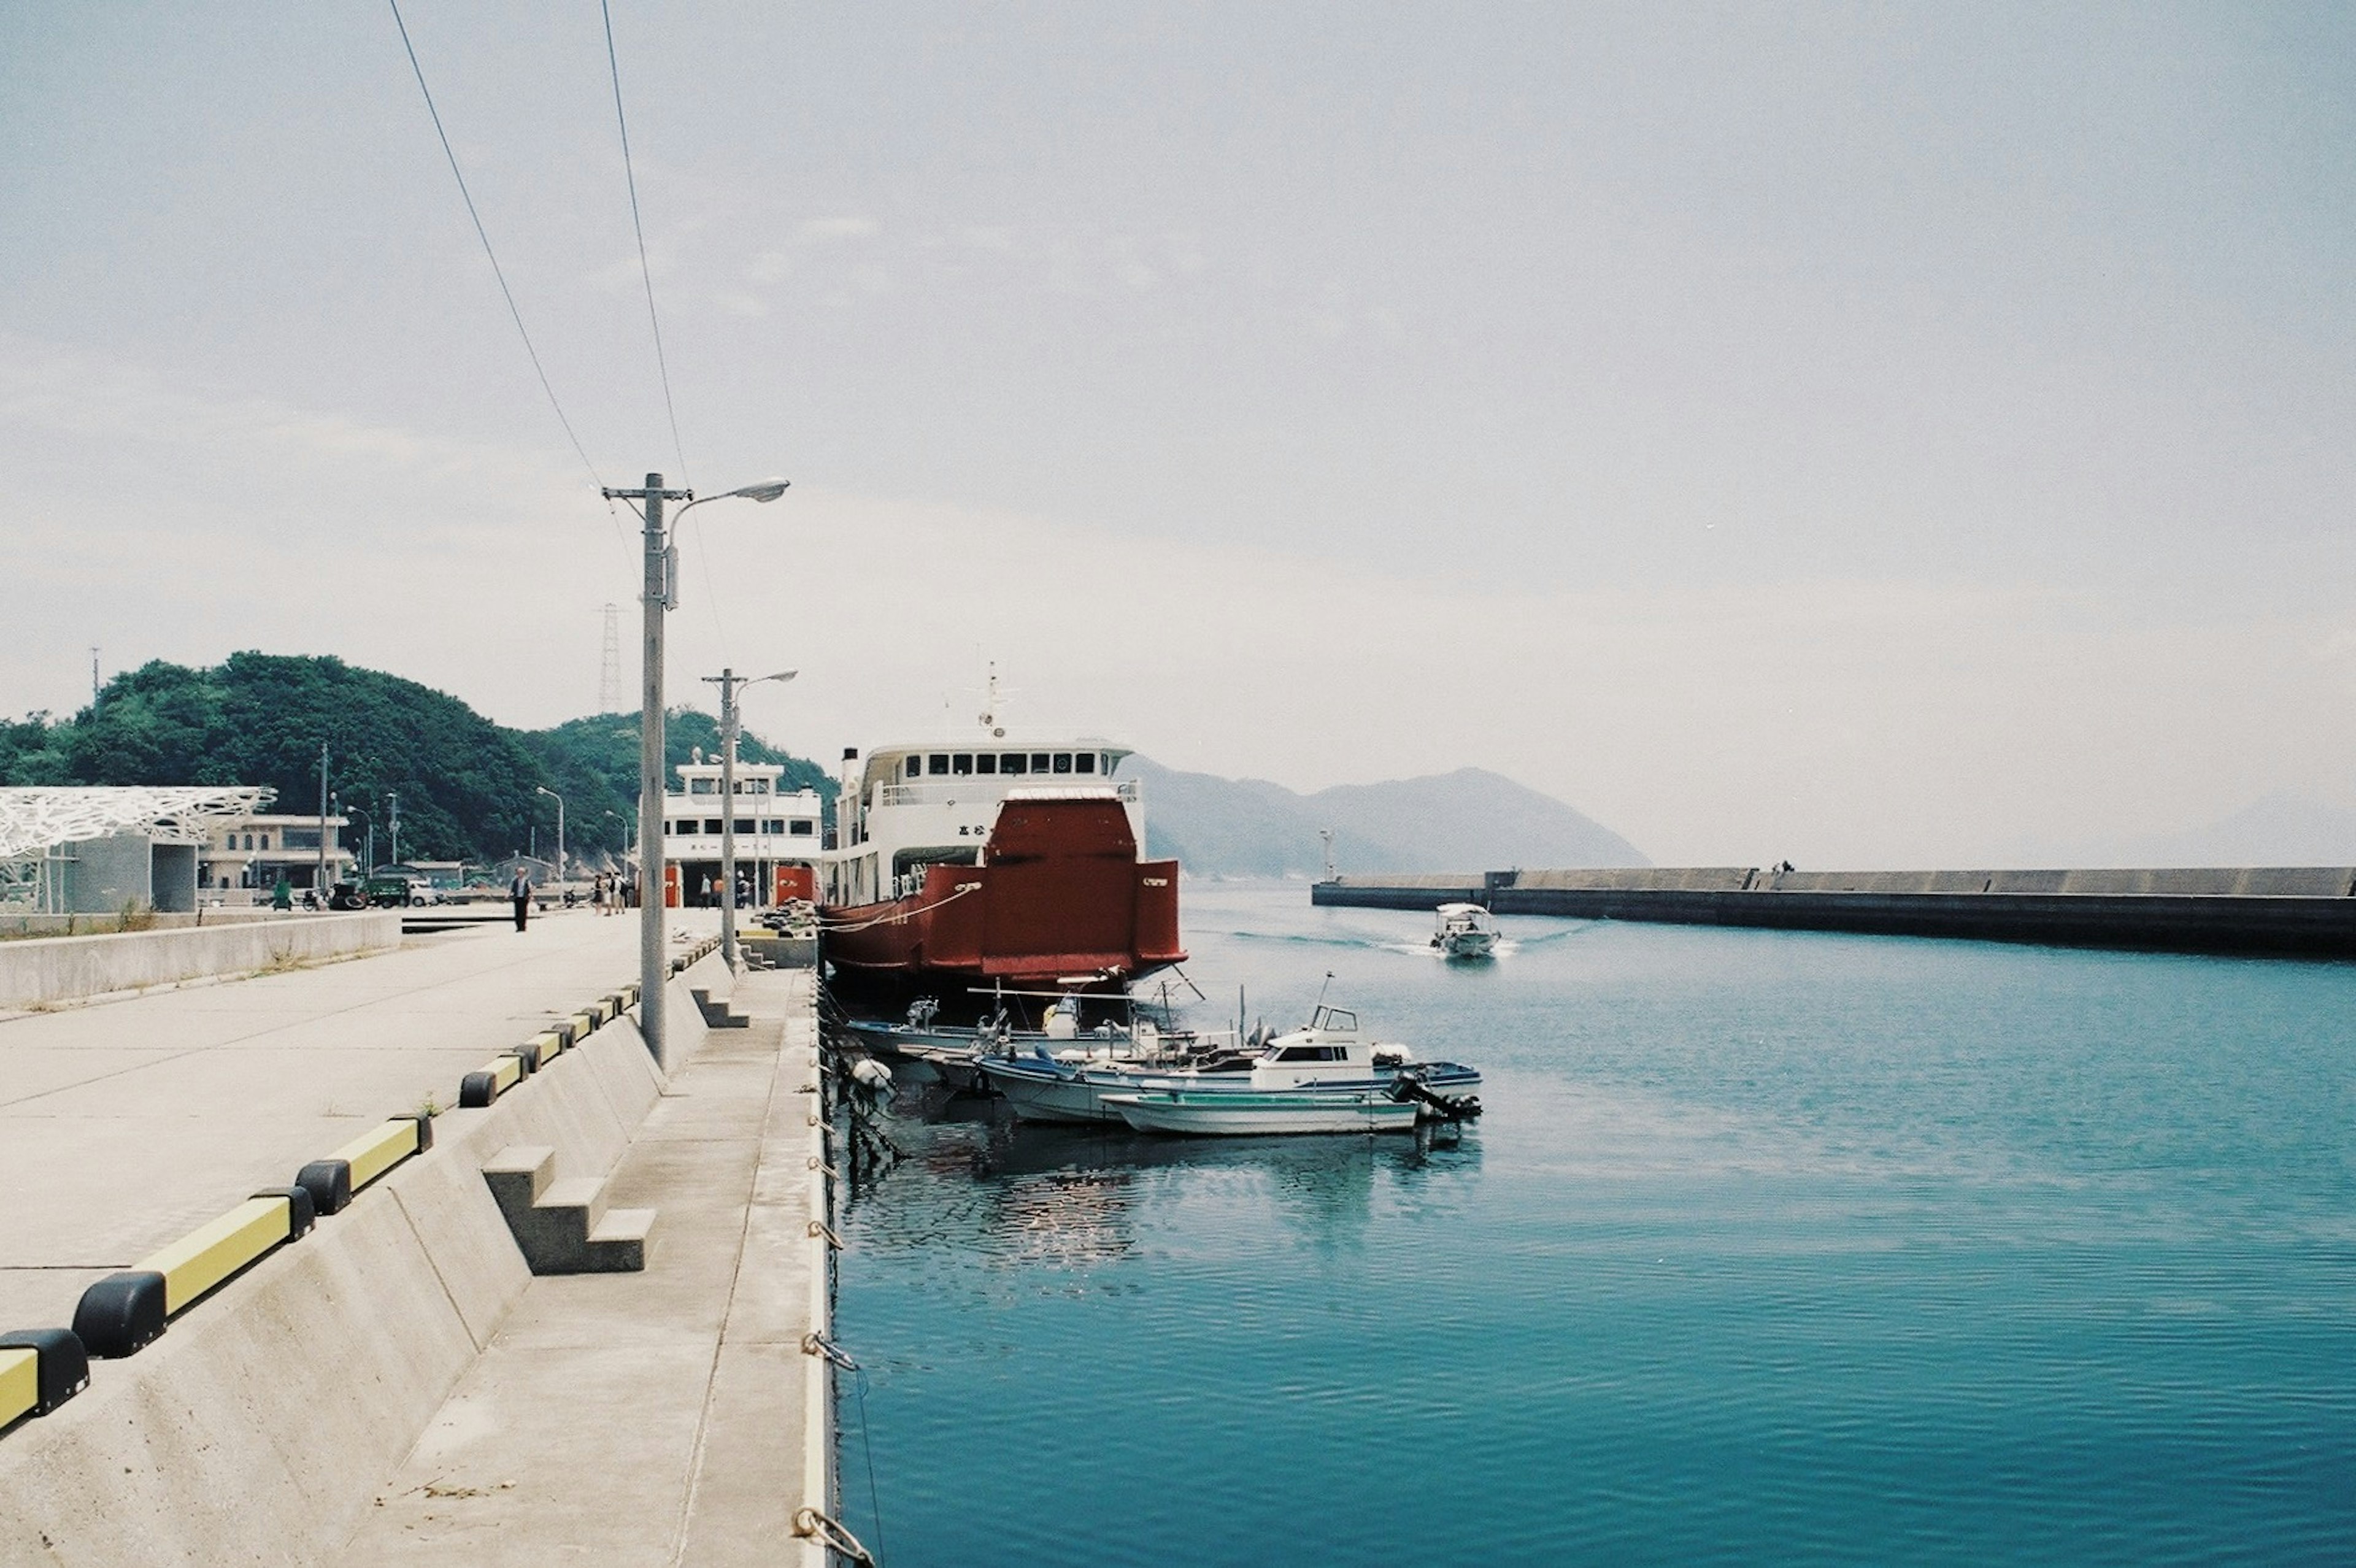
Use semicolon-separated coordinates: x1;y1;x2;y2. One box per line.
0;653;834;867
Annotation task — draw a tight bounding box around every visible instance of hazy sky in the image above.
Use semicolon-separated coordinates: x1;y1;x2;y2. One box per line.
3;3;2350;866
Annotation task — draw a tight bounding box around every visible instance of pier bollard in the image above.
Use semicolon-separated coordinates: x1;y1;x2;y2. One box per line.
72;1274;166;1359
0;1329;89;1427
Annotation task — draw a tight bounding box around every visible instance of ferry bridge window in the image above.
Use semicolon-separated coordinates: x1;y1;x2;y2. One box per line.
1052;753;1072;774
790;821;814;836
1075;753;1095;774
905;757;920;780
953;754;973;775
691;778;716;794
704;819;723;835
1031;753;1050;772
1002;754;1026;774
976;755;996;775
928;754;950;776
733;819;754;835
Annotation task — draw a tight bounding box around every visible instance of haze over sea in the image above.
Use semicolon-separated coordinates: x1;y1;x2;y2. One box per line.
833;882;2356;1566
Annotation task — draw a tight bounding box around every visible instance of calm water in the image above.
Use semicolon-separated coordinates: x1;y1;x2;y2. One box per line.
832;882;2356;1566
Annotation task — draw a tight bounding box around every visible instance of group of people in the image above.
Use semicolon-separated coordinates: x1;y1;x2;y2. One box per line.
509;868;636;932
693;873;756;910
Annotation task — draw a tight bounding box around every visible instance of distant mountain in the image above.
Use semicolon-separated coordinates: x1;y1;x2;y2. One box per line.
1130;758;1647;877
2030;792;2356;868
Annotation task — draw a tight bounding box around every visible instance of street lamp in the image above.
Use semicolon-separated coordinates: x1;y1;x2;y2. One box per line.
702;667;796;969
601;472;790;1066
535;785;566;891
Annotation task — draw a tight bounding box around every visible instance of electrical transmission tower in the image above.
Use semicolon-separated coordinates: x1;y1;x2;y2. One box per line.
598;603;623;714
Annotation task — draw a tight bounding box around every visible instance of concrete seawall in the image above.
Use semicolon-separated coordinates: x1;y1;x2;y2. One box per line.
1313;867;2356;958
0;912;402;1010
0;946;842;1566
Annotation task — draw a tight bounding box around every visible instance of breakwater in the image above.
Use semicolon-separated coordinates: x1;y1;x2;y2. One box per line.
1311;866;2356;958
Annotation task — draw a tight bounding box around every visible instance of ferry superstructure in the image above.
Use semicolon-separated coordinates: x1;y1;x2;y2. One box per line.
656;753;826;907
818;730;1184;995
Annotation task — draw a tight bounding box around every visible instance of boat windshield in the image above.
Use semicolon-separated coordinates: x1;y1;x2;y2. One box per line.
1307;1006;1357;1032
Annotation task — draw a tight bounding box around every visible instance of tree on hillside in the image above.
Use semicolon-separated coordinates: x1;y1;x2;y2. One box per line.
0;654;832;870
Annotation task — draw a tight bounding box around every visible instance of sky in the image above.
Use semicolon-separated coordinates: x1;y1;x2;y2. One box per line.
2;2;2352;867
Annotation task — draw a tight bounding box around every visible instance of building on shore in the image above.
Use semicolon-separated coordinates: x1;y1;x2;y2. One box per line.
0;785;272;913
200;812;357;896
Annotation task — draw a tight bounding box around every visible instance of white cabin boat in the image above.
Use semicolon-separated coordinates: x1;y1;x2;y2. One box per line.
1431;902;1499;959
976;1004;1481;1124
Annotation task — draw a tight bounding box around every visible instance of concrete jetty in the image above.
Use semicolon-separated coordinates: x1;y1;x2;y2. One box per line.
0;909;840;1566
1313;866;2356;958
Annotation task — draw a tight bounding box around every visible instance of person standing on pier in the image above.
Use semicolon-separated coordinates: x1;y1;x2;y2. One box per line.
509;866;532;931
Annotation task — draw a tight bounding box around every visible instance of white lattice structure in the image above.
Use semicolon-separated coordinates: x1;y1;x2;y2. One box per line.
0;785;274;911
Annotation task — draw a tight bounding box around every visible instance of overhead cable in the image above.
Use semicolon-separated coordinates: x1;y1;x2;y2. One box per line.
385;0;608;502
600;0;691;486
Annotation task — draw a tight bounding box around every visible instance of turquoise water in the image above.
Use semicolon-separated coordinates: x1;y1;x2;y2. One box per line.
833;882;2356;1566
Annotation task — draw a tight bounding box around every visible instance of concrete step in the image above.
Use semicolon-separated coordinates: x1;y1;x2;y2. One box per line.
584;1208;657;1272
482;1146;649;1275
690;987;750;1029
481;1145;556;1208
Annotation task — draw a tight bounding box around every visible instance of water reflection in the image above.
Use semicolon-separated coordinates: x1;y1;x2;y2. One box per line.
841;1069;1483;1268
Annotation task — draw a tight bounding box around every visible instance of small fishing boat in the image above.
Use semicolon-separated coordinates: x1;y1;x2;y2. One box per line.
977;1002;1480;1124
1431;902;1499;959
1102;1088;1422;1137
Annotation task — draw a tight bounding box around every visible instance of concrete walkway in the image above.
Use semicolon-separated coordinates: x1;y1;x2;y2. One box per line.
342;967;821;1566
0;909;714;1334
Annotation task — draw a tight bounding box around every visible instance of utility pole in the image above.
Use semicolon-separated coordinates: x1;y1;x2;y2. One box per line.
607;473;686;1066
317;744;330;897
536;786;565;890
703;667;797;970
604;472;788;1066
388;791;401;870
90;647;100;710
712;669;741;969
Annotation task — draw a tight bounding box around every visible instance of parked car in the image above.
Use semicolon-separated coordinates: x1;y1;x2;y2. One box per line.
362;874;424;908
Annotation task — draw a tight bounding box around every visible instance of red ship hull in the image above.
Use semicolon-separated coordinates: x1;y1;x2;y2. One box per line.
821;796;1185;993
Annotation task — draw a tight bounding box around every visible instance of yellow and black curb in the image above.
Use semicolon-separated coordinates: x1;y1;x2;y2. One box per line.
72;1186;319;1359
295;1113;436;1218
2;974;655;1433
1;1329;87;1432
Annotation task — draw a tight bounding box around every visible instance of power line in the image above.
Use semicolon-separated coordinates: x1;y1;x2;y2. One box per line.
386;0;606;495
600;0;690;486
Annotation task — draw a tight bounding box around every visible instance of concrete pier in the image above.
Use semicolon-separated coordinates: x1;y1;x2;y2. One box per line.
0;909;836;1566
1314;866;2356;958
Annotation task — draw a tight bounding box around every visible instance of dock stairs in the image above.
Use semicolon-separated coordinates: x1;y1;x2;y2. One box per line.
691;986;749;1029
481;1145;656;1274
